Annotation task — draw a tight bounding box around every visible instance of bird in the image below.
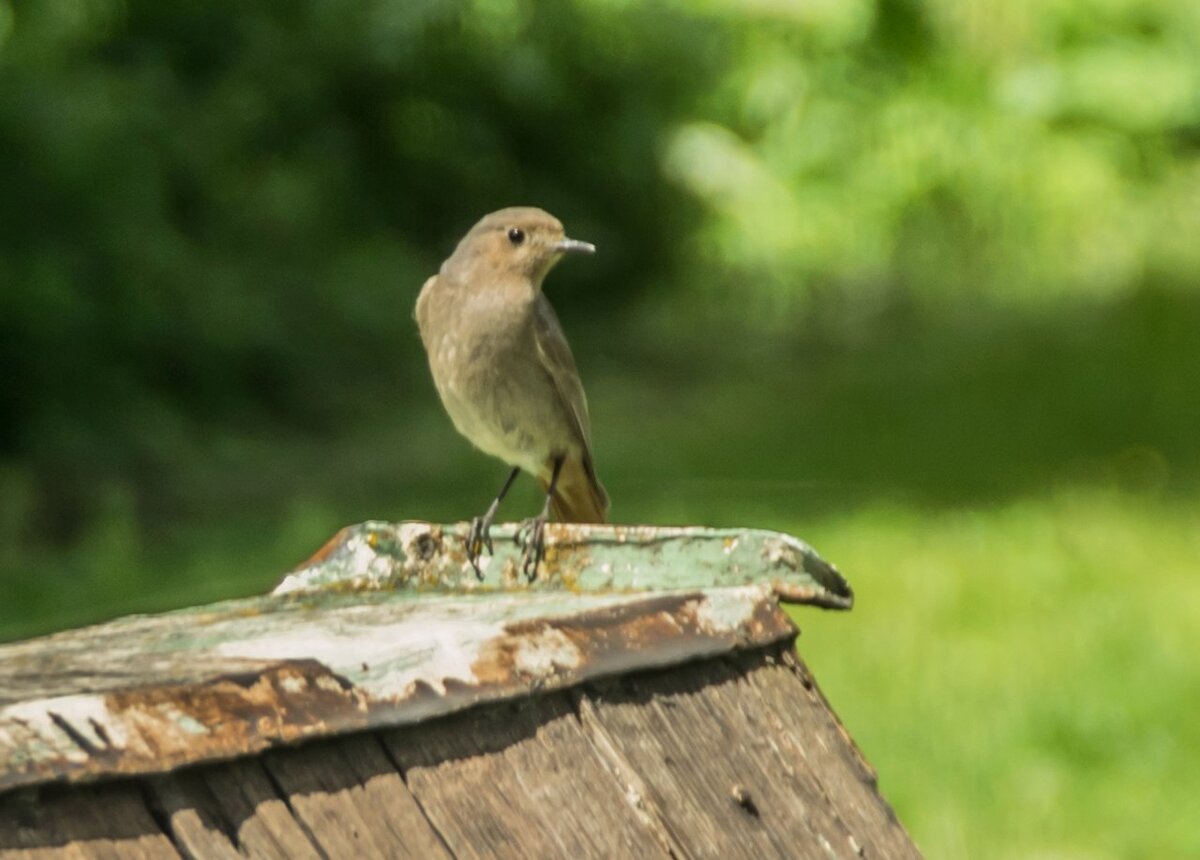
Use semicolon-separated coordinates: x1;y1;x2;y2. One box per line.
415;207;609;578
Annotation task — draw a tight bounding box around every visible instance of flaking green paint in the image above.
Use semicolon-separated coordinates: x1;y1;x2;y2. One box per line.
276;521;852;609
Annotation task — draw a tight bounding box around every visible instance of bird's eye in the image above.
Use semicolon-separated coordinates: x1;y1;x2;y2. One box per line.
507;227;525;245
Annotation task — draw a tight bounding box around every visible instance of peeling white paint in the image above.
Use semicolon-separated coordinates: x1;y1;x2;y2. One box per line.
1;693;126;754
508;629;583;677
217;616;507;698
691;585;771;632
279;674;309;694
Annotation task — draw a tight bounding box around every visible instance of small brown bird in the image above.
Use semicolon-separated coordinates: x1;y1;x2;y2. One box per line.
415;207;609;577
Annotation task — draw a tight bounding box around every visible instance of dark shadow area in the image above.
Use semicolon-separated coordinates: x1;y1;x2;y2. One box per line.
0;780;173;852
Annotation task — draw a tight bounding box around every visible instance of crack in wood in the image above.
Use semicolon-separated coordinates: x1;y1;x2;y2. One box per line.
373;731;459;859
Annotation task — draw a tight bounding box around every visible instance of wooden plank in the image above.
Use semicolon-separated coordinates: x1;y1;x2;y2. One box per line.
193;759;323;860
260;734;451;859
576;654;869;860
147;769;250;860
380;694;674;860
0;645;918;860
742;648;921;859
0;782;180;860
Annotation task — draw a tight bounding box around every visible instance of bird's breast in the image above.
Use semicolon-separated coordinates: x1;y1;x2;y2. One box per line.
420;285;569;472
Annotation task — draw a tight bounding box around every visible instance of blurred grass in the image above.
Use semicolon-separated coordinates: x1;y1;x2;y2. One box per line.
793;491;1200;859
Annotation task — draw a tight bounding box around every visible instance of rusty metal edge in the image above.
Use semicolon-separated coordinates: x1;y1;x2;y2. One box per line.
0;590;797;795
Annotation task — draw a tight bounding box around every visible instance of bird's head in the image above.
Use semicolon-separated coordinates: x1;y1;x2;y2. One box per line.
445;207;595;288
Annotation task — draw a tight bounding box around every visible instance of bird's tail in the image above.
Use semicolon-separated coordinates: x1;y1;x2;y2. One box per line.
541;456;609;523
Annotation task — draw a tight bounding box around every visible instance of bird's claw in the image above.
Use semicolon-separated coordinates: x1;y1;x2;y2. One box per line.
515;514;548;582
465;515;495;580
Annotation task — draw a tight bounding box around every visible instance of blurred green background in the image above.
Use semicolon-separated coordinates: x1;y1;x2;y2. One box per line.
2;0;1198;855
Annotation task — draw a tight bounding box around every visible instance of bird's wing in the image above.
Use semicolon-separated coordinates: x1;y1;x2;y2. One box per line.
533;294;593;451
533;294;609;521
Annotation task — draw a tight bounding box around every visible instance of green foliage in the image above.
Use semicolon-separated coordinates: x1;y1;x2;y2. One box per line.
658;0;1200;316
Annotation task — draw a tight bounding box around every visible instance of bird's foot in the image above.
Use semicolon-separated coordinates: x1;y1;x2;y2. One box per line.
465;514;495;580
515;514;549;582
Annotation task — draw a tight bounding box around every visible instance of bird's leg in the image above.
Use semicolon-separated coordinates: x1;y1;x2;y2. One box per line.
466;466;521;579
517;456;564;582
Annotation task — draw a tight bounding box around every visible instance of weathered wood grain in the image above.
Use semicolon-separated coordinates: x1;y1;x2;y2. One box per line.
0;782;180;860
146;771;243;860
576;648;892;860
0;642;921;859
381;694;672;860
260;733;451;859
172;758;323;860
744;649;921;859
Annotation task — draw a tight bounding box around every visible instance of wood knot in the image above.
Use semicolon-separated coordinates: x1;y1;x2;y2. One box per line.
731;783;760;818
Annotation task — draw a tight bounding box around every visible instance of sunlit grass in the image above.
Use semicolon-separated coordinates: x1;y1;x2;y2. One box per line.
790;490;1200;859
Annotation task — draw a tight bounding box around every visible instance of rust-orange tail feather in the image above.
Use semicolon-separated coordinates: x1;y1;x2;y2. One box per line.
540;456;609;523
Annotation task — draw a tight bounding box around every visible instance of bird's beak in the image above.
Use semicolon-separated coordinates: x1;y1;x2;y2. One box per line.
553;238;596;255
